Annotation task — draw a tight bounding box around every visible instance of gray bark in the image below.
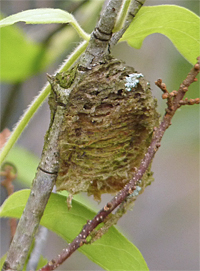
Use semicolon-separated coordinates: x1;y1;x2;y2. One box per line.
2;1;145;270
3;102;66;271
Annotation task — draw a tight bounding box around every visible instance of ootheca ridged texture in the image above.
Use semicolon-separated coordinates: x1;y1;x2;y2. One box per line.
51;58;159;200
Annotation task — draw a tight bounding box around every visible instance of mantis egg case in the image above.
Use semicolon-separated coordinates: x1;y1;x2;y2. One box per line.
51;58;159;201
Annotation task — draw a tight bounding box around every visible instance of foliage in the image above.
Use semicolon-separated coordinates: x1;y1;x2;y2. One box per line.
0;190;148;271
0;5;198;163
5;146;39;186
121;5;199;64
0;20;49;82
0;2;199;270
0;5;199;83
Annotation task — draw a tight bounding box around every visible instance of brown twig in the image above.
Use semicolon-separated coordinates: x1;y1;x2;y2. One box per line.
39;58;200;271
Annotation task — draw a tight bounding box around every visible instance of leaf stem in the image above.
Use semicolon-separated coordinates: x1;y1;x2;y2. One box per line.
0;40;89;165
70;19;90;41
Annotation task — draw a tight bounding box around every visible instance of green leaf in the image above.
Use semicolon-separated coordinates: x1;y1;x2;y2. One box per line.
0;254;6;270
36;255;48;270
0;9;90;41
0;190;148;271
4;145;39;186
0;8;74;26
121;5;200;64
0;18;49;82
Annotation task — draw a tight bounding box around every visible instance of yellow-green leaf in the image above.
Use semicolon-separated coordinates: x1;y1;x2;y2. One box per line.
0;9;89;41
0;19;49;82
0;8;74;26
121;5;200;64
4;145;39;186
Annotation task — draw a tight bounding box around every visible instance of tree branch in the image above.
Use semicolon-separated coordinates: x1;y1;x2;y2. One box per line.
79;0;145;65
79;0;124;66
26;226;49;271
110;0;145;47
2;100;66;271
38;57;200;271
2;1;139;270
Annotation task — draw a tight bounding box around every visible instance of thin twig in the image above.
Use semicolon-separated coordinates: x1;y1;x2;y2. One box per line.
39;58;200;271
110;0;145;47
80;0;145;65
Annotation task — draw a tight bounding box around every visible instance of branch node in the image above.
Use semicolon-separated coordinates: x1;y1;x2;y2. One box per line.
104;202;113;211
162;93;168;99
128;186;136;195
156;143;161;149
182;87;188;93
161;82;167;91
194;63;200;70
169;90;178;97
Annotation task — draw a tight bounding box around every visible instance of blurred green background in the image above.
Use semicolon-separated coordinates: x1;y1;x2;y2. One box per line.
0;0;199;270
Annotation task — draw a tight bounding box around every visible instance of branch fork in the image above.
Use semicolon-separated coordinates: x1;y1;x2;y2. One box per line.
155;59;200;116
